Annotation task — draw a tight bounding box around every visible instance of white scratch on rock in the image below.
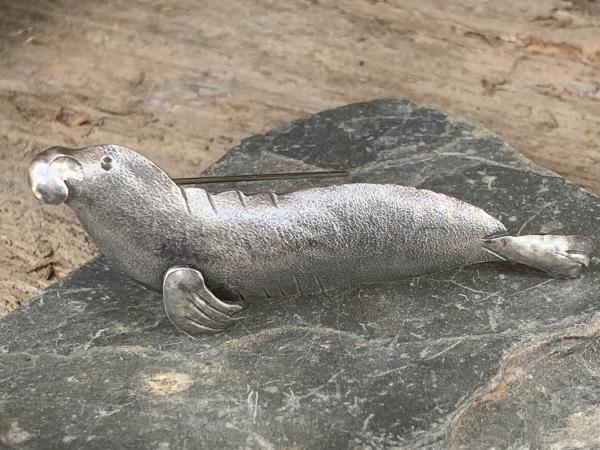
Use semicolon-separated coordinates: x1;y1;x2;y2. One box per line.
423;339;464;361
448;280;489;295
370;366;409;378
247;390;259;424
362;413;375;432
517;202;554;236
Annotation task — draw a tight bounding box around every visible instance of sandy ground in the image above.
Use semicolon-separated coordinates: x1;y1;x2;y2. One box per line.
1;0;599;314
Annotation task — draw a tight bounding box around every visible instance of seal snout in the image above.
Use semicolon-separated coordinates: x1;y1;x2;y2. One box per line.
28;147;83;205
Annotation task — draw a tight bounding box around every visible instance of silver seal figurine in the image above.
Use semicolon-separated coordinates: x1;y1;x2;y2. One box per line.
28;144;595;336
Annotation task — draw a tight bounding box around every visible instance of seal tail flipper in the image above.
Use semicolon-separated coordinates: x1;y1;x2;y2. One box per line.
482;234;596;278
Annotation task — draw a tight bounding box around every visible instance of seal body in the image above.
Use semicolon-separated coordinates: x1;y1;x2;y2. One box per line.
69;164;505;301
182;184;505;301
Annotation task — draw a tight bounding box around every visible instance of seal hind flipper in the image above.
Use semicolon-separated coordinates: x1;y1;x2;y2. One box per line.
163;266;244;336
482;235;595;278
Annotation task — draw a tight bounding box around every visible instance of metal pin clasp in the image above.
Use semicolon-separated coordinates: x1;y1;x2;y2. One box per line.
172;170;349;185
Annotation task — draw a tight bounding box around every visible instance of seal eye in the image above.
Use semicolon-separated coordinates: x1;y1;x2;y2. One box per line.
101;155;113;171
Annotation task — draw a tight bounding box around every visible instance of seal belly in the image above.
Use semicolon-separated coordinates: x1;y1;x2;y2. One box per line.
186;183;506;300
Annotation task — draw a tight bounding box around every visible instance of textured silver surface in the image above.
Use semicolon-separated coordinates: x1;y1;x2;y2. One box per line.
29;144;593;333
29;145;506;293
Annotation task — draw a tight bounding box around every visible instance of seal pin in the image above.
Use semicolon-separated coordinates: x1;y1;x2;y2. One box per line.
29;144;596;336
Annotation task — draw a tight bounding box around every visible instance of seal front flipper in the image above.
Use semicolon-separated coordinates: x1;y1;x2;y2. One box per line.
163;266;244;336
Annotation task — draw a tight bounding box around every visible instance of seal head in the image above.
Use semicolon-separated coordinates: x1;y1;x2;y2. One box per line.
28;144;178;206
28;144;191;290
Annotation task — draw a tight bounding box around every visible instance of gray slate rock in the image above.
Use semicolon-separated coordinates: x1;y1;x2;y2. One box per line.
1;98;599;449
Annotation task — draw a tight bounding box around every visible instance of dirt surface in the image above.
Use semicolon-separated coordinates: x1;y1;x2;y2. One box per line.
1;0;599;314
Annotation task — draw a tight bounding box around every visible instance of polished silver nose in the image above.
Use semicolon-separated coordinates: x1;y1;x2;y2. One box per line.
28;147;82;204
